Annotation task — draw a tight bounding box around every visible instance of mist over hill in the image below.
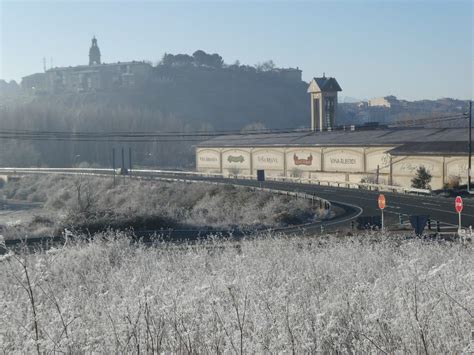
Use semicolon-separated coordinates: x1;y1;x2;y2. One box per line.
0;52;309;168
0;50;469;168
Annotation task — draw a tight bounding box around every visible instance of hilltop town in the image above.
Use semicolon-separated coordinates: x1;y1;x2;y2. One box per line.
1;37;468;130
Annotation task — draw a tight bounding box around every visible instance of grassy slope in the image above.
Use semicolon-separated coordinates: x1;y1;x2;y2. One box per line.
1;175;321;237
0;233;472;352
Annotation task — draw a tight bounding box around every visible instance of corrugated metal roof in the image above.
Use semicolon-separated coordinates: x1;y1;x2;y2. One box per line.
389;141;469;156
198;128;472;151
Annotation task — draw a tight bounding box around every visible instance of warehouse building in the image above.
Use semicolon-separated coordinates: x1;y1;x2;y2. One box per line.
196;76;471;190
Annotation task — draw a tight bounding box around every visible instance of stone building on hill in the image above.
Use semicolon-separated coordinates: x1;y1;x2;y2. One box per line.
22;37;152;93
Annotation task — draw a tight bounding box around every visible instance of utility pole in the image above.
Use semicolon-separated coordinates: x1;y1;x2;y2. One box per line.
465;101;472;193
468;101;472;193
121;147;125;184
129;147;132;179
112;148;116;187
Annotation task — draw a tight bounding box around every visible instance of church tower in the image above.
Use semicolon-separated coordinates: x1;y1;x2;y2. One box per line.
89;36;101;65
307;75;342;131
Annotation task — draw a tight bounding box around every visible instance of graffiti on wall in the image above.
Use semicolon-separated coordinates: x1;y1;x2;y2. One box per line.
294;153;313;166
253;150;283;169
324;149;363;171
391;157;442;177
329;157;356;165
222;150;251;169
197;150;220;168
227;155;245;163
199;156;218;162
397;162;436;174
257;156;278;164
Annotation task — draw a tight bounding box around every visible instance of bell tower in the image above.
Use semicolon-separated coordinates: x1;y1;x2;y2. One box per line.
89;36;101;65
307;75;342;131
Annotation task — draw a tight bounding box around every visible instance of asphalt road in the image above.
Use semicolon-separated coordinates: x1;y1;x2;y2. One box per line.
1;167;472;233
148;173;472;231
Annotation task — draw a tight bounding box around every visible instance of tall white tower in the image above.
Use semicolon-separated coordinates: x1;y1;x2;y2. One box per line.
307;75;342;131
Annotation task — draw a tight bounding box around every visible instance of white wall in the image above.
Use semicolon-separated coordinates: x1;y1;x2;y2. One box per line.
252;149;285;176
323;148;364;172
286;148;322;177
391;156;444;189
196;146;469;190
196;148;221;173
222;148;251;176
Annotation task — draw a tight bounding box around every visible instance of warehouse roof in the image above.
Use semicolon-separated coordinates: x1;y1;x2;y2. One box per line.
388;141;469;156
198;127;472;152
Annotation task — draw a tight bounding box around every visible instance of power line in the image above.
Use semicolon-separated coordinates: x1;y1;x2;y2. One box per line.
390;113;465;127
0;113;467;142
390;116;466;128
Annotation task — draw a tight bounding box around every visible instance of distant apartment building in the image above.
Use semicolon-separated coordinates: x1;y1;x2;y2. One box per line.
368;95;399;108
22;37;152;93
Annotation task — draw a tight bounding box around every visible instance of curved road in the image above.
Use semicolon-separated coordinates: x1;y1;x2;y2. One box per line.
146;172;472;231
2;168;472;233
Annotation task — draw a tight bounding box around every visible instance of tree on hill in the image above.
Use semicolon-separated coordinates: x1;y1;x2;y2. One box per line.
161;50;224;68
161;53;194;66
192;50;223;68
411;166;432;189
255;60;275;72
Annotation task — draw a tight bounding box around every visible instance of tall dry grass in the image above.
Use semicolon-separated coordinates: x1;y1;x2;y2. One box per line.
1;175;320;237
0;232;472;353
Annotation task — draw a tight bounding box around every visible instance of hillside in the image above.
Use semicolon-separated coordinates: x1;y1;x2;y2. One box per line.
0;51;469;168
0;57;309;168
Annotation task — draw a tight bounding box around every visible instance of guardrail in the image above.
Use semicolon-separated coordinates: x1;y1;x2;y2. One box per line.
0;167;431;195
0;168;343;250
222;173;430;195
0;167;332;211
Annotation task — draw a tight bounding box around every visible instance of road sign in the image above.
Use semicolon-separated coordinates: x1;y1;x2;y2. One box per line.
455;196;463;233
409;215;429;236
378;194;386;231
378;194;386;210
455;196;463;213
257;170;265;182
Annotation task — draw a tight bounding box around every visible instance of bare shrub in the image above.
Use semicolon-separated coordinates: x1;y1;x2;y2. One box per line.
0;233;471;353
289;168;303;178
447;175;461;189
1;175;320;234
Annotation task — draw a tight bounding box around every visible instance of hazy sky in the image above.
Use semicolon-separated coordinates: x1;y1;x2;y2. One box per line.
0;0;472;100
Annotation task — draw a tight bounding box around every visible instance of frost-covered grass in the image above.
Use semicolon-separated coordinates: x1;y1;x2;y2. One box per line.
0;232;472;353
1;175;321;238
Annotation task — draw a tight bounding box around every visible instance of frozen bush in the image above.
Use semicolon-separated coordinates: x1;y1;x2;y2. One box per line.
1;175;321;235
0;232;471;353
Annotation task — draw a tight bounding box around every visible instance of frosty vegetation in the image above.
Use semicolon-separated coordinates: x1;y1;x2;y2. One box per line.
1;175;321;238
0;232;472;352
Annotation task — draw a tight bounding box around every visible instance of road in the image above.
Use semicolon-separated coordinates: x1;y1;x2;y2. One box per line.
146;172;472;231
1;167;472;232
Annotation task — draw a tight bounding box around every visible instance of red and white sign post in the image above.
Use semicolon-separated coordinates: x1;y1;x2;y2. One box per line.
378;194;386;231
455;196;463;233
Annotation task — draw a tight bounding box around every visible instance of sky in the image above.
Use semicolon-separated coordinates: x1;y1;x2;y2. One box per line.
0;0;472;101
